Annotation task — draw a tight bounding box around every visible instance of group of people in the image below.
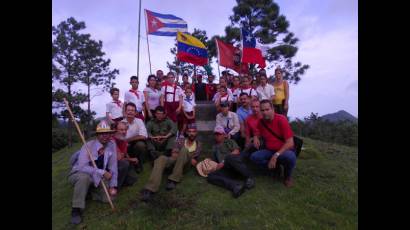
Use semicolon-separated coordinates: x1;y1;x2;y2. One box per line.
68;67;295;225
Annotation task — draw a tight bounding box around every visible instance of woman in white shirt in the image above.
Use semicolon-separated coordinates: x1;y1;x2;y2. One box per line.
143;75;162;121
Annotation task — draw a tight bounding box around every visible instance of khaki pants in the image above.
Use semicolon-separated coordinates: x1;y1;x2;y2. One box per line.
144;148;193;192
68;172;114;209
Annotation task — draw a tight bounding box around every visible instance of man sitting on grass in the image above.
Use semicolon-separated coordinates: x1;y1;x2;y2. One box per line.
140;123;202;201
201;125;255;198
68;120;118;225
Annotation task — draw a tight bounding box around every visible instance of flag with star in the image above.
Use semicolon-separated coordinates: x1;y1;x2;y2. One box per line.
241;28;266;68
145;9;188;36
176;31;208;66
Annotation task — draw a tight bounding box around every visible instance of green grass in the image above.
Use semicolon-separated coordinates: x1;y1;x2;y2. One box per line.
52;137;357;229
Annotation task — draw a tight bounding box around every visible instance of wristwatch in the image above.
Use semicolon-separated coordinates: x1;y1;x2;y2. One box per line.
274;152;280;157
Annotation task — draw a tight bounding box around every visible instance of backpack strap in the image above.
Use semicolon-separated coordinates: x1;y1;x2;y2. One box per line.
260;119;285;142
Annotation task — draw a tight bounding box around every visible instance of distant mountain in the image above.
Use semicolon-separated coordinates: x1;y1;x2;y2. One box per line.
320;110;357;123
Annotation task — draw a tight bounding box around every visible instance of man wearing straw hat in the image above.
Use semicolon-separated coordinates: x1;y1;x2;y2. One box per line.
140;123;202;201
68;120;118;225
196;125;255;198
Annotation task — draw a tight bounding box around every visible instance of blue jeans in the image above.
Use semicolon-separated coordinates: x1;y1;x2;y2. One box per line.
250;149;296;178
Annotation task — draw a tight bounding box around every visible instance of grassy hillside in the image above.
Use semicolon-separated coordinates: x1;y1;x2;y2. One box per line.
52;137;357;229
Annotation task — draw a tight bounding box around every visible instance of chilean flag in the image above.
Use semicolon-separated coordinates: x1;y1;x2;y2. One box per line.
241;28;266;68
145;9;188;36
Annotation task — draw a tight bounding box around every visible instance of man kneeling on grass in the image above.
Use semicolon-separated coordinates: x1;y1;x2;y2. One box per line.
197;125;255;198
140;123;202;201
68;120;118;225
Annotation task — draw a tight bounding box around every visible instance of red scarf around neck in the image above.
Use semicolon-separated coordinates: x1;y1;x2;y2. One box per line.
129;89;139;99
113;100;122;108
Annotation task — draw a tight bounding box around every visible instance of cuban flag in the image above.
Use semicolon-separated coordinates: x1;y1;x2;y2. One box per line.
145;9;188;36
241;28;266;68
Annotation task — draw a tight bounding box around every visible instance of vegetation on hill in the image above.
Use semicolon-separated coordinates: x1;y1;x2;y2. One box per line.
320;110;357;123
291;112;358;147
52;137;357;229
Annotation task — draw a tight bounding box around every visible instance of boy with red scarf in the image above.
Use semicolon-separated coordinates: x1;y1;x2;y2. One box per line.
160;72;183;123
106;88;124;125
124;76;145;121
233;75;258;102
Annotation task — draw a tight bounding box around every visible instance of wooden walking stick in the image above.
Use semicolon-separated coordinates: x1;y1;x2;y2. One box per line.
63;98;116;211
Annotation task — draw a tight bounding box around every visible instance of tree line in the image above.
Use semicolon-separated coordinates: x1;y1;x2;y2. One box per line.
290;113;358;147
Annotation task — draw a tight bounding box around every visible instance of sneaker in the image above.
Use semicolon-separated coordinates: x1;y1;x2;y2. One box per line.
245;177;255;189
70;208;82;225
232;183;246;198
166;180;177;191
140;189;153;202
284;177;294;188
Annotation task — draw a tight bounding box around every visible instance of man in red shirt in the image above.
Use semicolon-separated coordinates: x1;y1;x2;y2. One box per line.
241;99;262;158
251;100;296;187
113;121;138;189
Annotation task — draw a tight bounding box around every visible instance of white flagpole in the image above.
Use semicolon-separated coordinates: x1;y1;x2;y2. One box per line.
137;0;142;77
144;9;152;74
215;38;221;79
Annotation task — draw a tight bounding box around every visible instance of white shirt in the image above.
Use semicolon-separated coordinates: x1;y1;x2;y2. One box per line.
230;87;240;103
123;118;148;139
161;84;183;102
106;101;123;119
234;87;258;99
215;111;240;136
182;93;196;112
256;84;275;100
124;89;145;113
213;91;233;103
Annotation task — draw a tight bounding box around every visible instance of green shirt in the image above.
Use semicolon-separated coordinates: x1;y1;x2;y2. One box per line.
146;118;177;137
212;139;239;163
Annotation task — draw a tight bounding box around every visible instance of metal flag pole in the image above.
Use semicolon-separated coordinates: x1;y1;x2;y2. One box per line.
215;38;221;79
137;0;142;77
144;8;152;74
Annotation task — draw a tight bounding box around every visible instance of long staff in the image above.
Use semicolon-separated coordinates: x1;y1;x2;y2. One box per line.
63;98;115;211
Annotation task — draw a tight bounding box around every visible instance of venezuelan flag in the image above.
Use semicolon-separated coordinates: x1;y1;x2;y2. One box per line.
177;31;208;66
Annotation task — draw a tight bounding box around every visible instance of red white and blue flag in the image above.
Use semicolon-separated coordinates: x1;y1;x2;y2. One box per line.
241;28;266;68
145;9;188;36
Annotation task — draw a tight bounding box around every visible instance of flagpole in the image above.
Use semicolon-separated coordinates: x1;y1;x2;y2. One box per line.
137;0;142;78
215;38;221;79
144;8;152;74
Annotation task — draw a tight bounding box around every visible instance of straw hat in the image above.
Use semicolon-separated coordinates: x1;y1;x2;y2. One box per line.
95;120;116;134
196;158;218;177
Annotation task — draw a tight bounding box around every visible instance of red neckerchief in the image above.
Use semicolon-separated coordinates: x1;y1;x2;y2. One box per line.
220;92;228;98
129;89;139;99
231;87;238;92
113;100;122;108
241;86;252;90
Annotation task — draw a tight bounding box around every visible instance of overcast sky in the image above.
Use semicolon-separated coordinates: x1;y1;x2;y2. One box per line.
52;0;358;119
